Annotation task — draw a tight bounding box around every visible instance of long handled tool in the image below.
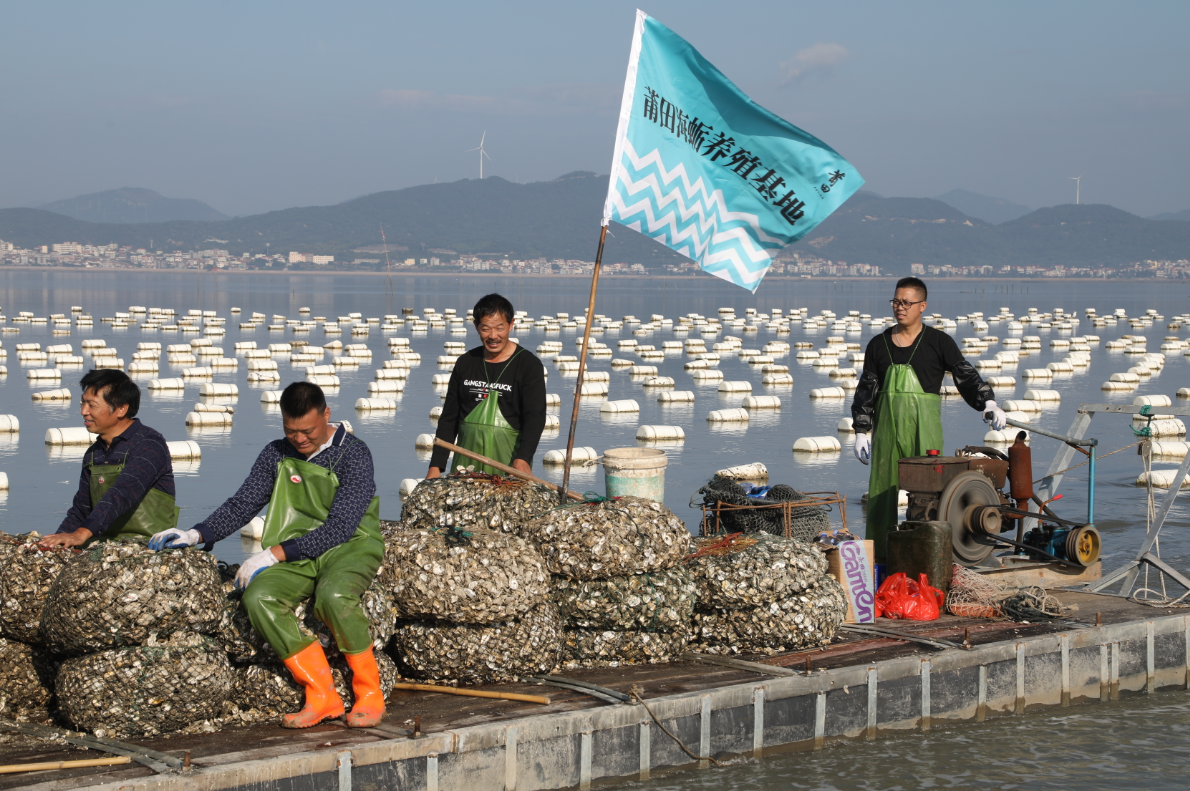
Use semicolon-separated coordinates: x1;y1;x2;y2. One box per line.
393;681;550;705
433;438;585;501
0;756;131;774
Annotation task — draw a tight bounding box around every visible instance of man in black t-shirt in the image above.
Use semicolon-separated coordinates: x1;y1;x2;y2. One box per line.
427;294;547;477
850;277;1007;559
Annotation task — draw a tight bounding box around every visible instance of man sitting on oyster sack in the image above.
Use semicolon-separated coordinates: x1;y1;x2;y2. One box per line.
148;382;384;729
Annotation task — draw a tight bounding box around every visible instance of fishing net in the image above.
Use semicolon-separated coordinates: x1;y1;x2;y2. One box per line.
685;533;829;610
691;577;847;655
0;638;56;720
945;565;1063;621
55;633;233;737
379;527;549;624
561;627;690;669
229;650;401;725
695;477;829;541
520;496;693;580
552;567;696;632
398;474;558;535
391;601;564;683
41;541;225;654
0;533;71;644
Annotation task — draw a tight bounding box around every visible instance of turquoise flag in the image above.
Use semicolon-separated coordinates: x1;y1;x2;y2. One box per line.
603;11;864;292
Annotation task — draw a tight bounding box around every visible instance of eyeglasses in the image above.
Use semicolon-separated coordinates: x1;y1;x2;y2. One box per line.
890;299;925;309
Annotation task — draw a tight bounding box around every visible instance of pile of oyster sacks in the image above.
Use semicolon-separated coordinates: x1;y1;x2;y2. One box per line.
0;475;845;738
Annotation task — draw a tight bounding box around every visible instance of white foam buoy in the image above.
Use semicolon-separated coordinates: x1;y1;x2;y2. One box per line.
1002;399;1041;413
600;399;641;413
1136;470;1190;489
543;446;598;465
248;371;281;383
1135;395;1173;407
356;397;399;410
837;417;855;433
715;462;767;480
199;383;239;397
414;433;436;449
659;390;695;403
27;368;62;380
1101;381;1134;392
762;373;794;385
399;478;423;499
579;382;609;396
32;388;72;402
430;374;452;385
707;408;749;422
186;411;232;426
690;370;725;381
742;395;781;409
1022;369;1053;380
367;381;405;394
45;426;96;445
985;429;1030;444
1022;389;1061;402
1145;441;1189;460
793;436;842;453
260;390;283;403
307;374;340;387
636;425;685;441
810;386;847;399
181;367;213;378
1145;419;1187;437
148;378;185;390
0;415;19;432
166;440;202;459
718;381;753;393
641;376;675;388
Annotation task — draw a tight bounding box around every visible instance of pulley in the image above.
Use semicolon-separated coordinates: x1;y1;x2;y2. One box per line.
937;471;1002;566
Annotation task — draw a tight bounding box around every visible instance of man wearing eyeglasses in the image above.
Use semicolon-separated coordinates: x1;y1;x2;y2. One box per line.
851;277;1007;561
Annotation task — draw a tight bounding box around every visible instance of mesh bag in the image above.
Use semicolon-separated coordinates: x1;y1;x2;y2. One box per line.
379;527;549;624
691;577;847;655
230;650;401;725
551;568;696;632
398;474;558;534
520;497;693;580
55;634;232;737
391;602;563;683
0;533;71;644
561;627;690;668
41;541;225;654
696;478;829;541
0;638;56;720
685;533;829;610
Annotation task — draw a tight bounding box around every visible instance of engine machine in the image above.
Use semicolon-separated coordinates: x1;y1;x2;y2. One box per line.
897;433;1101;568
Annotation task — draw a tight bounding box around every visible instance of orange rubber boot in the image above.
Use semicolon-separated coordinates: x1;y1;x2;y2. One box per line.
281;642;345;729
343;646;385;728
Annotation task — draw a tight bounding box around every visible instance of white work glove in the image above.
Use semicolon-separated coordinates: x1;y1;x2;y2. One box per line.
235;548;279;590
854;433;872;465
983;400;1008;431
148;528;201;551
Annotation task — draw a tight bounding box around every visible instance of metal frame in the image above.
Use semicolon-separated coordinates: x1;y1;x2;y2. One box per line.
699;491;847;538
1025;403;1190;596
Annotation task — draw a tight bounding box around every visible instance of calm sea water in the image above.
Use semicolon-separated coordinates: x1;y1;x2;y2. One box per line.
1;269;1189;787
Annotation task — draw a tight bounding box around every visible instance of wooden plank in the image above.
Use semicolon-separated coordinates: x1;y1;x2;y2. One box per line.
976;560;1101;589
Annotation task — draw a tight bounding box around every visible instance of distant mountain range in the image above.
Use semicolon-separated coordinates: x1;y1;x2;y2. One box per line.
932;189;1033;225
1;174;1187;273
38;187;228;224
1149;208;1190;222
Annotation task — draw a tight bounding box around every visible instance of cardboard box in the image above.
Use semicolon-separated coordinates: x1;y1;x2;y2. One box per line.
826;539;876;623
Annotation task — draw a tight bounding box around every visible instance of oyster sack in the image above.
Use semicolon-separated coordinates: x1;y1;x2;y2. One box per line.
398;474;557;534
562;627;690;668
685;533;828;610
552;567;696;632
231;650;400;724
691;577;847;655
379;527;549;624
696;477;830;541
521;496;692;580
392;601;563;683
41;542;225;654
55;637;233;737
0;638;56;719
0;533;71;644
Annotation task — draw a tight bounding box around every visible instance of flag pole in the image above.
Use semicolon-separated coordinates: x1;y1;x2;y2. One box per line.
559;224;608;502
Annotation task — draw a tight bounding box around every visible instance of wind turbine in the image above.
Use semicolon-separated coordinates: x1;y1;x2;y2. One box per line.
1070;176;1081;205
467;132;491;180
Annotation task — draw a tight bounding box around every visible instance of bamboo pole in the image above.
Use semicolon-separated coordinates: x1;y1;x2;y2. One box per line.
560;224;609;502
393;682;550;705
0;756;131;774
432;438;584;501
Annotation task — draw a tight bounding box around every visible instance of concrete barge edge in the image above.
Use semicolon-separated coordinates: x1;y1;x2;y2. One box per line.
59;610;1190;791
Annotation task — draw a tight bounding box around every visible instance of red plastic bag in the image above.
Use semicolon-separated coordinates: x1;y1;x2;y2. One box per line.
874;572;943;621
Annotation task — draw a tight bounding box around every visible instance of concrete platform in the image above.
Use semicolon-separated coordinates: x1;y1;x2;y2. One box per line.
5;591;1188;791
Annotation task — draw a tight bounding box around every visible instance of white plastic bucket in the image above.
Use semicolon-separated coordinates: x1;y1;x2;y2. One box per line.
603;447;668;502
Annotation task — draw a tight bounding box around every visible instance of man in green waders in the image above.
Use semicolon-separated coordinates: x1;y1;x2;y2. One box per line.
851;277;1008;561
39;369;178;550
427;293;547;477
148;382;385;729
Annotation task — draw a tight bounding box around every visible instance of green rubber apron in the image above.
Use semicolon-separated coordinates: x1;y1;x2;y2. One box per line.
866;331;944;561
453;350;523;475
248;449;382;658
87;462;179;543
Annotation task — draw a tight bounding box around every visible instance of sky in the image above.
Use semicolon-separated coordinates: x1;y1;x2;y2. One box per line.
2;0;1187;218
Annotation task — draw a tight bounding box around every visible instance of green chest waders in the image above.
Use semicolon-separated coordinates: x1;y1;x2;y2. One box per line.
244;452;383;659
453;351;523;475
866;333;944;561
86;462;179;544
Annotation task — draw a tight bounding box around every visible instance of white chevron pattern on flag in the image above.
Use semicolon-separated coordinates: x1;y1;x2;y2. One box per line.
608;139;784;290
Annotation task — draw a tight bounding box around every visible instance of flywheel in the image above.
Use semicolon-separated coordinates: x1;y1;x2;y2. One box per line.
938;471;1002;566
